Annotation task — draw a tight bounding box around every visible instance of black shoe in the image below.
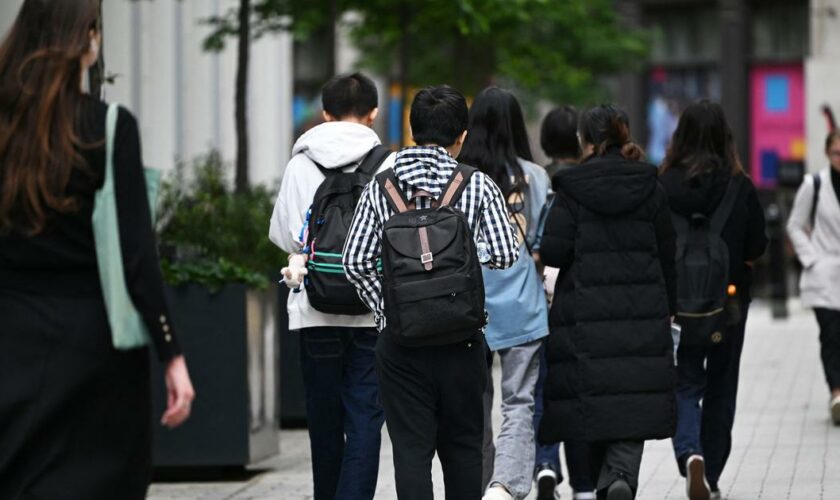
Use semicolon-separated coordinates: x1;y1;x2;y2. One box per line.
606;479;633;500
535;463;559;500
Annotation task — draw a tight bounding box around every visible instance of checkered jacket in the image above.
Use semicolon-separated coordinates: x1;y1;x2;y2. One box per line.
343;146;519;330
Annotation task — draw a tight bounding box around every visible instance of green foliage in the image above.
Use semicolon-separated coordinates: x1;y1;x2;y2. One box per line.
156;151;285;291
201;0;648;105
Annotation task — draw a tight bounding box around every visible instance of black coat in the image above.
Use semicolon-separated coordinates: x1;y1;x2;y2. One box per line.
658;166;768;298
538;152;677;444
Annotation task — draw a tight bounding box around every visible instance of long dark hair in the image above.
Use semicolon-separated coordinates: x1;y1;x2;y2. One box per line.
0;0;101;235
460;87;531;197
578;104;644;162
660;100;744;177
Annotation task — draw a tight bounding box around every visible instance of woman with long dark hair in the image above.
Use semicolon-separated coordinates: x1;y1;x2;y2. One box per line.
660;101;767;500
459;87;551;500
539;104;677;500
0;2;194;498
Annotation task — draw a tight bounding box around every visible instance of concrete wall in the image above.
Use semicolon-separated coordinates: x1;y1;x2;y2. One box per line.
806;0;840;172
0;0;293;187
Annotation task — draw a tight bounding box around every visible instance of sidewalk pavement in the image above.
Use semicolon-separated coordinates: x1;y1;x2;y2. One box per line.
149;301;840;499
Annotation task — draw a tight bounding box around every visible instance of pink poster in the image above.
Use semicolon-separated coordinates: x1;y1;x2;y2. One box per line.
750;64;805;188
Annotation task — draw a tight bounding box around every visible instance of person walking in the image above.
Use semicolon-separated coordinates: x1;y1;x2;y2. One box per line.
539;105;677;500
269;72;393;500
344;85;519;500
533;105;595;500
457;87;550;500
660;101;767;500
0;2;194;499
541;106;581;179
788;128;840;425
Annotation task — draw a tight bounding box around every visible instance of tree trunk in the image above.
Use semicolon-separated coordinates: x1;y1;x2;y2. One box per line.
235;0;251;193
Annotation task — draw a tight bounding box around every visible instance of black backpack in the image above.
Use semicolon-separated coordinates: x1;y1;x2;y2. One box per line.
672;176;743;347
305;145;391;315
377;164;486;346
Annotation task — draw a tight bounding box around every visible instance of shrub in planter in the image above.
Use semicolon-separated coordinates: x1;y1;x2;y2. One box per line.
152;152;284;466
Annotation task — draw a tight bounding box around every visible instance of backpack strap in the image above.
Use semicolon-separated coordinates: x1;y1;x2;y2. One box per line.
810;172;821;228
441;163;477;207
313;161;339;178
376;169;411;213
710;175;744;235
357;145;392;177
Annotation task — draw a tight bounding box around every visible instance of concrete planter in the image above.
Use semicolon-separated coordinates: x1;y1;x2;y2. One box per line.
150;283;279;466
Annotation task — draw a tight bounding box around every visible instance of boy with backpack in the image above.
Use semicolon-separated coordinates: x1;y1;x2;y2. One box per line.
268;72;394;500
343;85;519;500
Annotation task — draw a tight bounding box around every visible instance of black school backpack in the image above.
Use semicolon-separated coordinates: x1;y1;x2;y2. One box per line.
672;176;743;347
304;145;391;315
377;164;486;346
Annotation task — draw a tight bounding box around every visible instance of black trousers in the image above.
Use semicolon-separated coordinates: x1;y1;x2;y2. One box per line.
375;330;487;500
815;308;840;390
589;440;644;498
0;289;152;500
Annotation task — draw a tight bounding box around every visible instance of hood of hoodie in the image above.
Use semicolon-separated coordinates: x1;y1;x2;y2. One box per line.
659;165;729;217
291;121;382;169
554;153;658;216
393;146;459;198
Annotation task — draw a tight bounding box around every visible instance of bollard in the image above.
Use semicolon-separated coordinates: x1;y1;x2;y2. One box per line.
765;202;788;319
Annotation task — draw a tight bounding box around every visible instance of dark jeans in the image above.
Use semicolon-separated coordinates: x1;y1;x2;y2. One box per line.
533;339;594;492
299;327;385;500
815;308;840;390
376;330;487;500
672;303;749;490
590;440;644;498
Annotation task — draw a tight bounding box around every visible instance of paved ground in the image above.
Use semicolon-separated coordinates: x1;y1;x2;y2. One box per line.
149;301;840;499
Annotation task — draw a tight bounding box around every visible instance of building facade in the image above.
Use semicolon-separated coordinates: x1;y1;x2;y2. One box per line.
617;0;821;184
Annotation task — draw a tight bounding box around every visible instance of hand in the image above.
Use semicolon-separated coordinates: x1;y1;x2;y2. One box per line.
280;253;308;289
161;355;195;429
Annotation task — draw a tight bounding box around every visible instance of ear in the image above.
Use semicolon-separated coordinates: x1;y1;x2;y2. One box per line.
454;130;468;147
366;107;379;125
322;111;336;123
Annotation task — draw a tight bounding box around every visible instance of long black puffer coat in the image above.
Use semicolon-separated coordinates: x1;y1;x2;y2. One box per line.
538;151;678;444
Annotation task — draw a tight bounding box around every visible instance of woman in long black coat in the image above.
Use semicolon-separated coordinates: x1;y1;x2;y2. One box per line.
0;2;194;498
538;105;677;500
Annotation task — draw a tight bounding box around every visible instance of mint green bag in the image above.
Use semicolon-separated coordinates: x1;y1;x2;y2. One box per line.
92;103;160;349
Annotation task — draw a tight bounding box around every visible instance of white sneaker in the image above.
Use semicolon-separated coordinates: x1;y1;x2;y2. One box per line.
710;490;722;500
483;485;515;500
573;492;597;500
830;396;840;425
686;455;711;500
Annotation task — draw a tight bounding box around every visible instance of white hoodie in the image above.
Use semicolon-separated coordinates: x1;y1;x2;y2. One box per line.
269;121;395;330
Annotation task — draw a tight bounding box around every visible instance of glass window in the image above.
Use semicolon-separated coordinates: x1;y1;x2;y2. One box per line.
647;6;720;64
751;1;808;60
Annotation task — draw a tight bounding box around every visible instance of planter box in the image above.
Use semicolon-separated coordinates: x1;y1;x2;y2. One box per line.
150;283;279;466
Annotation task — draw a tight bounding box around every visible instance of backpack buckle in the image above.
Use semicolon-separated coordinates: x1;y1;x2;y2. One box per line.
421;252;434;264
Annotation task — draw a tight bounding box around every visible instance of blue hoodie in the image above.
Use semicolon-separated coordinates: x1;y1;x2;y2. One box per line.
482;158;551;351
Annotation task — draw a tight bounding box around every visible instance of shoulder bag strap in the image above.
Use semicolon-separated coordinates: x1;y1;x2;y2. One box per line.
811;172;821;228
376;169;410;214
710;175;744;235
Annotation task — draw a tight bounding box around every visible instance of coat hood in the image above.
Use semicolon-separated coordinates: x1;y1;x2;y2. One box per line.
291;121;383;169
659;165;728;217
554;153;658;216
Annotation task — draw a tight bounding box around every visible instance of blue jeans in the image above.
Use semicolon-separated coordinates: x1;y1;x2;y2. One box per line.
299;327;385;500
672;304;749;490
533;339;593;493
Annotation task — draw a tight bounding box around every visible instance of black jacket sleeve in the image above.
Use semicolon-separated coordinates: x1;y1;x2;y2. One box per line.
538;193;576;270
654;187;678;316
113;107;182;362
743;181;768;262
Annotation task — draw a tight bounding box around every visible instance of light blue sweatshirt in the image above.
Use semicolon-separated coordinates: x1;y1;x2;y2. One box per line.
483;159;551;351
